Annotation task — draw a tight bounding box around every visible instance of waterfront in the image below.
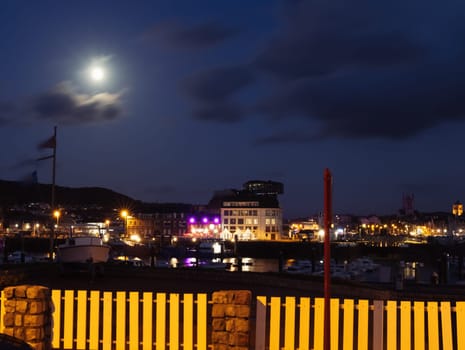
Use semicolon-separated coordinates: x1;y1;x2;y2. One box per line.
2;236;465;301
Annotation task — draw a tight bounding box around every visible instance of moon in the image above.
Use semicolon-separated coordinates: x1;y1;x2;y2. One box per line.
89;66;105;82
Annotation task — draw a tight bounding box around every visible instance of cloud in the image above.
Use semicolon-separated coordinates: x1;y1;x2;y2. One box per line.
32;83;124;125
0;83;124;126
182;65;254;102
254;1;427;80
142;20;238;49
192;101;244;123
256;64;465;140
182;0;465;142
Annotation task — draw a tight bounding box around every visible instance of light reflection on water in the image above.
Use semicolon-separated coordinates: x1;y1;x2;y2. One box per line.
137;255;459;285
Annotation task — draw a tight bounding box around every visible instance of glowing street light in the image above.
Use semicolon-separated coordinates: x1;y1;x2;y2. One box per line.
53;210;61;229
120;210;129;237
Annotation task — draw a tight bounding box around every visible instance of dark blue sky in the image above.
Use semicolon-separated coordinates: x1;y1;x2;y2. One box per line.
1;0;465;218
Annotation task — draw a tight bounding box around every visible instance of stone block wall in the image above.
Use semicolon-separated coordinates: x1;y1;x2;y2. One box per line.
212;290;252;350
3;285;52;350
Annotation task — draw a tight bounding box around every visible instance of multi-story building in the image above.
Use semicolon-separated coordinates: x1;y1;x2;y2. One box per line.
209;180;284;240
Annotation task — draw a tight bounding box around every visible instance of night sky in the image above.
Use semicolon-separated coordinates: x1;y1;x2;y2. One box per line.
1;0;465;218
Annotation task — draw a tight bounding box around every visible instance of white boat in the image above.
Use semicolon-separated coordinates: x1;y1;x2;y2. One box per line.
57;235;110;264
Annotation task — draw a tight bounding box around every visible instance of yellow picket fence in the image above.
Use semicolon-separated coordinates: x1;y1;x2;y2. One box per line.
50;290;209;350
255;296;465;350
3;288;465;350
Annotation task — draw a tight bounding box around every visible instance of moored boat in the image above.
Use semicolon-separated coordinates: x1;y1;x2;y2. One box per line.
57;235;110;264
57;224;110;266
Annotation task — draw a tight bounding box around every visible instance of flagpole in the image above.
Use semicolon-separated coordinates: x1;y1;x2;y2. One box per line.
51;126;57;211
50;126;57;260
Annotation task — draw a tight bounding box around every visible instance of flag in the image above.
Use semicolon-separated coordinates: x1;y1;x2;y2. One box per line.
38;135;56;149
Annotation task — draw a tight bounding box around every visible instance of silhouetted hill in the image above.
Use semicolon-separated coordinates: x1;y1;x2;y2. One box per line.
0;179;136;209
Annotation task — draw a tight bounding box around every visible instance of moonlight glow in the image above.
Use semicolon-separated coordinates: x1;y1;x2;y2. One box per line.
89;66;105;82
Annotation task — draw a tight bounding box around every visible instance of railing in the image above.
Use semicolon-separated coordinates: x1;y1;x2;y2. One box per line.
2;288;465;350
255;296;465;350
50;290;209;350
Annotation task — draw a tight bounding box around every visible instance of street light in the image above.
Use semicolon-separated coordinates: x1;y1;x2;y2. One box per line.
120;210;128;238
53;210;61;230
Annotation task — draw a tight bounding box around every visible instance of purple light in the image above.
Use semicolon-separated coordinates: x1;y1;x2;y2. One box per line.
202;217;208;223
213;217;220;224
189;217;196;224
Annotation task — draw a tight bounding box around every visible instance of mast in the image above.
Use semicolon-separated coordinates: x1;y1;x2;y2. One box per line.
50;126;57;260
51;126;57;211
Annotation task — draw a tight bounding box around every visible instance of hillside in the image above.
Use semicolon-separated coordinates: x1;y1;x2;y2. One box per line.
0;179;136;209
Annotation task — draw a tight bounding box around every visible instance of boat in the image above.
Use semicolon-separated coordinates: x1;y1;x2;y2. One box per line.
57;225;110;265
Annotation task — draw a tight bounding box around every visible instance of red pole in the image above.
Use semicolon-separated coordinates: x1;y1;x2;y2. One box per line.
324;168;332;350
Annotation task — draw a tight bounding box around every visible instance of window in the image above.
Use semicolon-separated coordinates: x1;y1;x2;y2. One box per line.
271;218;276;225
252;210;258;216
265;218;270;225
253;219;258;225
230;218;236;225
224;219;229;224
232;210;238;216
238;218;244;225
245;218;252;225
223;210;229;216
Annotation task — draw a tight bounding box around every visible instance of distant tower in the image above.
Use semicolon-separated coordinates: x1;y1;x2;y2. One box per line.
402;193;415;215
452;200;463;217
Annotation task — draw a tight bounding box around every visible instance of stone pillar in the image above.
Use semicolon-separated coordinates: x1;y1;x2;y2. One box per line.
3;285;52;350
212;290;252;350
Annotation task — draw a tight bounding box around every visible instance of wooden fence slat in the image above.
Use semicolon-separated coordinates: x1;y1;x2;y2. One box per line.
440;302;453;350
314;298;325;350
129;292;139;350
284;297;296;350
400;301;411;350
255;296;267;350
102;292;113;350
0;291;4;335
197;294;208;350
142;292;153;350
330;298;339;350
183;294;194;350
89;290;100;350
156;293;166;350
427;301;439;350
357;300;369;350
298;297;311;350
51;289;62;349
342;299;354;350
269;297;281;350
456;302;465;350
169;294;180;350
373;300;384;350
116;291;126;350
63;290;74;349
413;301;425;350
386;300;397;350
76;290;87;350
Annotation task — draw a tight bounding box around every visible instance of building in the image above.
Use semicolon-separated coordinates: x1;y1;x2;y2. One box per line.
209;181;284;240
